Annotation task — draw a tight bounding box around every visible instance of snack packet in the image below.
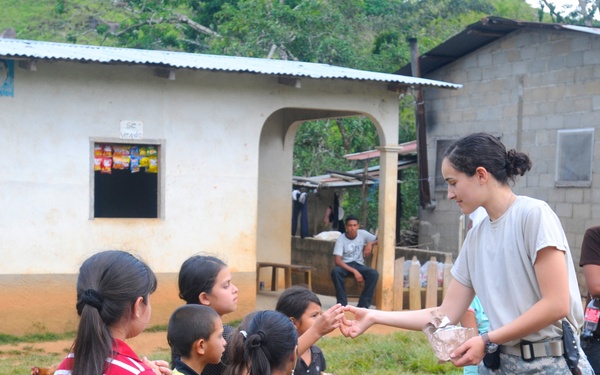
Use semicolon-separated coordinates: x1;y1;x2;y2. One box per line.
422;310;477;363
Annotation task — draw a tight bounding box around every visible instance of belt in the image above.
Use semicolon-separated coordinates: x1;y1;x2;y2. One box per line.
499;339;564;361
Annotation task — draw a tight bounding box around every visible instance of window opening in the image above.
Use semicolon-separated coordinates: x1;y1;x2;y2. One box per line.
93;142;160;218
556;128;594;187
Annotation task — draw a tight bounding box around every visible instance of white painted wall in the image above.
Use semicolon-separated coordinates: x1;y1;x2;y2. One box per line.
0;57;404;333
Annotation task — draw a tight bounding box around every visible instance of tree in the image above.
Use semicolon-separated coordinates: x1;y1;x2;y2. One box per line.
1;0;556;232
533;0;600;25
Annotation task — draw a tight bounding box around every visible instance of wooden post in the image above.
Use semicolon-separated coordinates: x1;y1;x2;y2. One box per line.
409;256;421;310
361;160;369;226
425;256;438;308
393;257;405;310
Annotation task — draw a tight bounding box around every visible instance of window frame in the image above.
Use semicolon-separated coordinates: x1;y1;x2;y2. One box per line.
89;137;165;219
555;128;594;188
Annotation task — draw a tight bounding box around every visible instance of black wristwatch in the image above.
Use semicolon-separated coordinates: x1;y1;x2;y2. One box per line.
481;332;498;354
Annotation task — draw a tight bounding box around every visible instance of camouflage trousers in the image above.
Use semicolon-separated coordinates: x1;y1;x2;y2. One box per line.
477;347;594;374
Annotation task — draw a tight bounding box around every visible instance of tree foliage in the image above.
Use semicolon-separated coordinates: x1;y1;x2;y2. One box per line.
1;0;564;233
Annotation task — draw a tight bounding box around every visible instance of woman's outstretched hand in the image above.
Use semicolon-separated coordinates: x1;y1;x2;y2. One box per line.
339;305;373;338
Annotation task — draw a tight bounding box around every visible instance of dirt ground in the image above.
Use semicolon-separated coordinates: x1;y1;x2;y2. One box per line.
0;325;399;366
1;322;403;359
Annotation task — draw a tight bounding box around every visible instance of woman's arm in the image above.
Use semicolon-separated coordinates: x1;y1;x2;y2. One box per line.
460;309;477;330
450;246;569;367
485;246;568;345
340;279;474;338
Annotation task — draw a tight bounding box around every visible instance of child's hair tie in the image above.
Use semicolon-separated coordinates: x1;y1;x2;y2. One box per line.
240;330;248;340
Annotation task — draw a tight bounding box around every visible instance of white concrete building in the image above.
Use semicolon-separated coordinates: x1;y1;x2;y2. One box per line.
0;38;458;334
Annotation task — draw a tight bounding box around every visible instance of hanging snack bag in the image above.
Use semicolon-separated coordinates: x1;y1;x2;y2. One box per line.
130;145;139;156
94;144;103;157
121;154;130;169
147;156;158;173
146;146;157;156
130;155;140;173
139;155;150;168
101;157;113;174
94;156;103;171
102;144;113;157
112;154;124;170
139;146;147;156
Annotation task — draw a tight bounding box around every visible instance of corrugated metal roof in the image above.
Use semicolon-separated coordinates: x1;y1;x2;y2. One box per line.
0;38;461;89
397;16;600;76
344;141;417;161
292;158;417;189
293;141;418;189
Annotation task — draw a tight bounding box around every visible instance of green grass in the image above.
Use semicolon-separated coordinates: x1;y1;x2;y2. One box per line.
0;329;462;375
319;332;463;375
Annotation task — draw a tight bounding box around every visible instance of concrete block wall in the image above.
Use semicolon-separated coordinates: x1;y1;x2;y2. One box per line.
418;27;600;290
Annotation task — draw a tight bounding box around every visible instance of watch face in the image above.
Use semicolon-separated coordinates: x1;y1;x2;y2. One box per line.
486;342;499;353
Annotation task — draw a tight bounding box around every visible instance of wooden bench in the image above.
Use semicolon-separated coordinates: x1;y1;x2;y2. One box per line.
256;262;315;291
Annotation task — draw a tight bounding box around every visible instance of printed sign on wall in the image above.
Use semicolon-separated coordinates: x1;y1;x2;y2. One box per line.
0;60;14;97
120;120;143;139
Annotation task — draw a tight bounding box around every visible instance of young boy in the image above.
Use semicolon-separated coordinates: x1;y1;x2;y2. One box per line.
168;304;227;375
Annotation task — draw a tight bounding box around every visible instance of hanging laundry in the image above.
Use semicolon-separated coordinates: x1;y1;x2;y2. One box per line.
292;188;309;238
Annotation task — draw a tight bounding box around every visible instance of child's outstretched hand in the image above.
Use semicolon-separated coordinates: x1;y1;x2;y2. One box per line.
339;305;373;338
314;303;345;336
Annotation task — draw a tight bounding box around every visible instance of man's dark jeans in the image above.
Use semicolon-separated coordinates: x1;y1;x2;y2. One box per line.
331;261;379;308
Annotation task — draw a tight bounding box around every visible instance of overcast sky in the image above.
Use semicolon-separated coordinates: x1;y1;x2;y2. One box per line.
525;0;580;13
527;0;600;20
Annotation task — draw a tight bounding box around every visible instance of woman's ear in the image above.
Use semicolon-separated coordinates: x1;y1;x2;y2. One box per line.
289;317;300;329
199;292;211;306
475;166;488;184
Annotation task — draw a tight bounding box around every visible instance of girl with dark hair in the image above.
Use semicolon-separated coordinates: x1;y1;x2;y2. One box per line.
178;255;238;375
223;312;259;375
243;310;298;375
275;285;328;374
168;304;226;375
55;250;170;375
340;132;593;373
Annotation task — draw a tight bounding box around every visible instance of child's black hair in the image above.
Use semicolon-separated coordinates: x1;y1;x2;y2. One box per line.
178;255;226;304
167;304;220;366
275;285;321;321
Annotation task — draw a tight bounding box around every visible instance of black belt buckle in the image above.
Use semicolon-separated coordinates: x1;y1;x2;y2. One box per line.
520;340;535;362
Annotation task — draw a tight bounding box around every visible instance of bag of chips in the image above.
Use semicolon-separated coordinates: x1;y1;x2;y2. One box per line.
101;157;113;174
422;310;477;363
94;156;102;171
147;156;158;173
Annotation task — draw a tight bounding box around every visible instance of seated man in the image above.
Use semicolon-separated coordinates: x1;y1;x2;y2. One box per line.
330;215;379;308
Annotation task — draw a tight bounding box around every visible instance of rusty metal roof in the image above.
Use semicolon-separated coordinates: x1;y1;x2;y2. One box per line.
292;158;417;189
396;16;600;76
293;141;418;189
0;38;461;89
344;141;417;161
